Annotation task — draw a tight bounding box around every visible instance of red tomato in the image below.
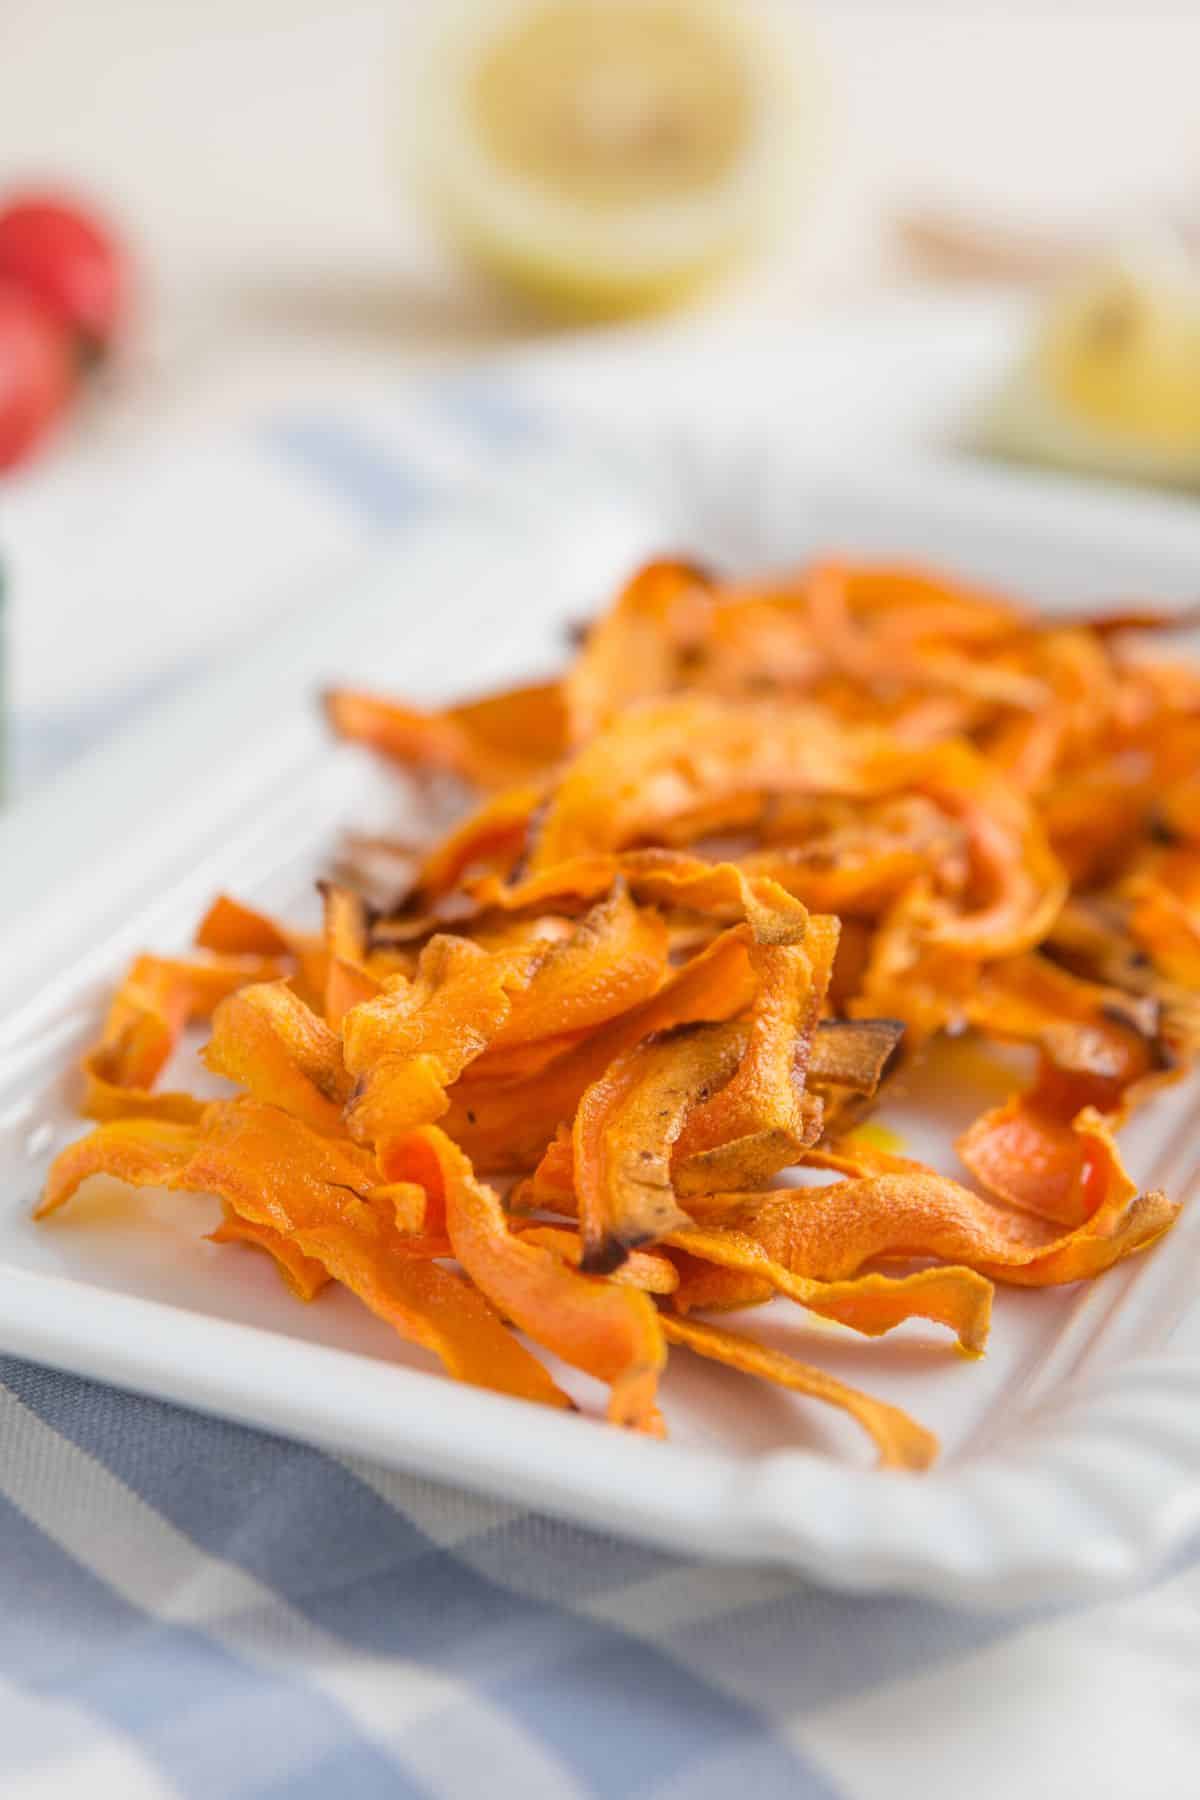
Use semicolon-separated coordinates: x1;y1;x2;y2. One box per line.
0;279;75;470
0;193;127;355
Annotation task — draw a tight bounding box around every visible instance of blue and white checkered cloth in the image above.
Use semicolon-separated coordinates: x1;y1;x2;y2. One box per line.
4;363;1200;1798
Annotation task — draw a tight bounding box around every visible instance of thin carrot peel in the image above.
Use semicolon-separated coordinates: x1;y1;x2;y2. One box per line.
401;1125;665;1429
572;1022;746;1272
320;882;382;1027
209;1204;332;1302
665;1221;994;1354
341;934;541;1154
665;1122;1173;1315
660;1315;938;1471
672;917;839;1197
39;551;1200;1471
46;1100;566;1408
202;981;351;1135
326;678;567;791
80;950;293;1124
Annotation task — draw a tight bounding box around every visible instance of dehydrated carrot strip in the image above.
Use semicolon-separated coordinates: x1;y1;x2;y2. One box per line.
38;1117;201;1218
1125;849;1200;987
483;882;669;1054
202;981;351;1135
325;689;467;775
956;1085;1152;1227
469;849;811;945
611;857;809;946
209;1204;332;1302
319;883;381;1028
408;1125;665;1429
445;925;758;1171
81;952;290;1124
956;953;1179;1226
522;1085;907;1227
807;560;1041;709
516;1226;680;1294
183;1102;568;1408
326;680;565;788
195;894;325;1007
808;1018;906;1093
530;697;865;871
666;1221;992;1354
673;916;840;1198
81;955;193;1121
528;697;1065;960
966;952;1165;1089
573;1022;746;1272
195;894;294;957
660;1315;937;1471
669;1143;1174;1308
411;781;548;903
447;679;566;782
493;963;898;1203
342;934;540;1152
565;558;715;744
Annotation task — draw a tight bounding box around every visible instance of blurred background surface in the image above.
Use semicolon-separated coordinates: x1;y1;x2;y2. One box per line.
3;0;1200;793
3;0;1200;425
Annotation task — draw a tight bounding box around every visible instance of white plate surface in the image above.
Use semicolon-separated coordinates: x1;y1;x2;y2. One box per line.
3;402;1200;1609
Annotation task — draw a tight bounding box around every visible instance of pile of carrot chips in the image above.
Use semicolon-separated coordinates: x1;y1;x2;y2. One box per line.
41;558;1200;1470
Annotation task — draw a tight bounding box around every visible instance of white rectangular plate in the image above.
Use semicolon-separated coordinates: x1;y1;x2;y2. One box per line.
3;439;1200;1609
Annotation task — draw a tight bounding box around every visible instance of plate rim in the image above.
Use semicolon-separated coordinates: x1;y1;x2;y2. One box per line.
4;425;1200;1608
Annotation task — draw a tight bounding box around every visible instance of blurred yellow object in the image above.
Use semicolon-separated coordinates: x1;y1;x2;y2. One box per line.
413;0;813;320
978;255;1200;487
